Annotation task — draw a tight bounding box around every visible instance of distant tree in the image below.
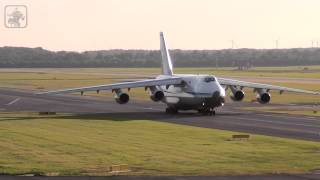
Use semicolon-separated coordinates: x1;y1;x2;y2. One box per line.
0;47;320;68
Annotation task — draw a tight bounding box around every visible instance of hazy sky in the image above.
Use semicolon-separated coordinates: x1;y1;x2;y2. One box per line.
1;0;320;51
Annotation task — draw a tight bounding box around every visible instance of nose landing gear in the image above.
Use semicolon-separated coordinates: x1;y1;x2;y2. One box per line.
209;109;216;116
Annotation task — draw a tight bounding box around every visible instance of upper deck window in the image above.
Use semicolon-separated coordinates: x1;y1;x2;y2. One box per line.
204;76;216;83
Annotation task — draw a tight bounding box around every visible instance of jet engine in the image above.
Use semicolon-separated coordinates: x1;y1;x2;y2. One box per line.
114;90;130;104
150;90;165;102
229;86;245;101
256;89;271;104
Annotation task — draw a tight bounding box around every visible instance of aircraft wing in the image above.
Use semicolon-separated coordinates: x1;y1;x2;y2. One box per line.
218;77;320;95
38;77;183;95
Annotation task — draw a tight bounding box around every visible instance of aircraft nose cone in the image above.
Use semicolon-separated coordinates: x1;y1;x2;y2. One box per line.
212;91;220;98
211;91;225;106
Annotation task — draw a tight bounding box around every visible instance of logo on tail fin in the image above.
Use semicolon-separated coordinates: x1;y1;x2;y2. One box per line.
160;32;173;76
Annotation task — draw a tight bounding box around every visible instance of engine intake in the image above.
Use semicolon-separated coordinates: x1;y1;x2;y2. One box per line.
256;90;271;104
114;91;130;104
150;90;164;102
229;86;245;101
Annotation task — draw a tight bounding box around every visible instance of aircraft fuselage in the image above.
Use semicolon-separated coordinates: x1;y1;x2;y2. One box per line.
157;74;226;110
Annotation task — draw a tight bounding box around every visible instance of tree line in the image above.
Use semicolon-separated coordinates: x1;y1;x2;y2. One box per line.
0;46;320;68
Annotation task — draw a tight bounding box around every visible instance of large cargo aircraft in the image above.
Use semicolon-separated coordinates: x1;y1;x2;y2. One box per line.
39;32;319;115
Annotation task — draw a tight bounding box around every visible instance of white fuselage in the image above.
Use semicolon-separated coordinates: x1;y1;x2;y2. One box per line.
156;74;226;110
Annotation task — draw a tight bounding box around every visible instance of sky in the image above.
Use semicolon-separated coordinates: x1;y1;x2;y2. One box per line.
1;0;320;51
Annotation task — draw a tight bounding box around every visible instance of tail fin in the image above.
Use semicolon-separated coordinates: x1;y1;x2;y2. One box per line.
160;32;173;76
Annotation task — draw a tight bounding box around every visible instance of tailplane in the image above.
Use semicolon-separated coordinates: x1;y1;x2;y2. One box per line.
160;32;173;76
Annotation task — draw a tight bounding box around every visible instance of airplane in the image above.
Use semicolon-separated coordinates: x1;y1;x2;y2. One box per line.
39;32;320;115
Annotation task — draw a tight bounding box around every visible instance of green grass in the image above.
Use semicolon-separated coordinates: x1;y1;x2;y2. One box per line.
1;67;320;88
0;112;319;176
0;67;319;175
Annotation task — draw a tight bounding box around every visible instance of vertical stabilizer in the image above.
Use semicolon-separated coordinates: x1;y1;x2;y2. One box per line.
160;32;173;76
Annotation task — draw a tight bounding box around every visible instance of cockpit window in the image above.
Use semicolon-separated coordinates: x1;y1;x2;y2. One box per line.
204;76;216;83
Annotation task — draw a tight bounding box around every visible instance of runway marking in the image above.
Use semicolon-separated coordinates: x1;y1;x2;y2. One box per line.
223;115;320;129
143;107;154;110
257;113;319;121
142;107;162;111
6;98;20;106
220;110;251;115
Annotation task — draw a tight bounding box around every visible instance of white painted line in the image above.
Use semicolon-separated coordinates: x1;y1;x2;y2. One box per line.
257;113;319;121
143;107;153;110
6;98;20;106
221;110;250;114
142;107;162;111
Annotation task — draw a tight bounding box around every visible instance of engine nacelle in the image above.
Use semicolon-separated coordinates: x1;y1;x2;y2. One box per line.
229;86;245;101
256;89;271;104
150;90;164;102
114;91;130;104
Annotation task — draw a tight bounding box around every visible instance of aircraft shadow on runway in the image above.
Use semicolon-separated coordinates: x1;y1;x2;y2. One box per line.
0;111;246;122
52;111;246;121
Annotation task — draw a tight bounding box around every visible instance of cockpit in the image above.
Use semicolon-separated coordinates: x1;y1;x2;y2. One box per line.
204;76;216;83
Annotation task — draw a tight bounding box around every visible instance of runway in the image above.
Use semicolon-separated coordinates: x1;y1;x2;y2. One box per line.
0;88;319;142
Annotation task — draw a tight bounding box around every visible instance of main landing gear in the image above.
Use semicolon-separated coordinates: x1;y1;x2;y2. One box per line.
165;107;216;116
198;108;216;116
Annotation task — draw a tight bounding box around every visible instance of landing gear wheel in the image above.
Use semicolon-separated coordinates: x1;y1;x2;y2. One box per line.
165;107;178;114
199;108;215;116
210;110;216;116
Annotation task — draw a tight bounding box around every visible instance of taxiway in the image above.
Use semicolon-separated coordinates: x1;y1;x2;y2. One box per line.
0;88;319;142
